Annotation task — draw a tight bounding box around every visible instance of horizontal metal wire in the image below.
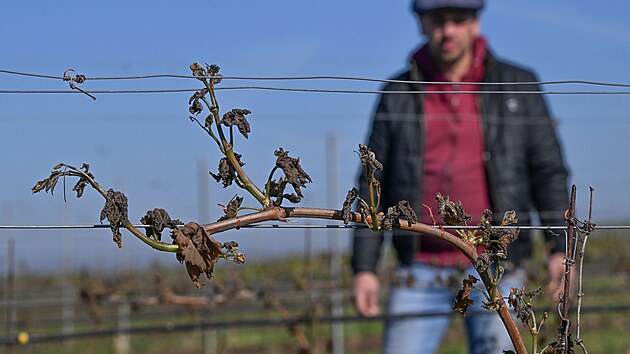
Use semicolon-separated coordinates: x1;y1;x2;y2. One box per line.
3;68;630;88
0;224;621;231
2;87;630;95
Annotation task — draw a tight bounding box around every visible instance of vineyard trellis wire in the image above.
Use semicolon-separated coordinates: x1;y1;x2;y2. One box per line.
2;68;630;96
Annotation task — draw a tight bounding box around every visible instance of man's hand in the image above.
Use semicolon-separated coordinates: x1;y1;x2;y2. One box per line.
546;252;571;302
354;271;381;317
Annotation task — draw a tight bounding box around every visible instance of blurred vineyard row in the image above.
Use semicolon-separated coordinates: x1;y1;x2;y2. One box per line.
1;230;629;354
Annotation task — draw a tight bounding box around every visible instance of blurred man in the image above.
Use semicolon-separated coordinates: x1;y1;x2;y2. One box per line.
351;0;569;353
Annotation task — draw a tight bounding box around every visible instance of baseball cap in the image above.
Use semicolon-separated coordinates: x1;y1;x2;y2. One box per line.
412;0;484;14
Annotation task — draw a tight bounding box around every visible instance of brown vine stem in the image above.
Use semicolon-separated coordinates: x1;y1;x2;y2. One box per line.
575;187;594;354
559;185;577;353
200;206;527;354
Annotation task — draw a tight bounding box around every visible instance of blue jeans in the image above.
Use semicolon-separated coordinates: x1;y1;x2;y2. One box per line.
383;263;525;354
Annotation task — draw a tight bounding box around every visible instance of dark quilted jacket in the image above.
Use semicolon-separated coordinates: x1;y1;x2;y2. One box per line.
351;49;570;274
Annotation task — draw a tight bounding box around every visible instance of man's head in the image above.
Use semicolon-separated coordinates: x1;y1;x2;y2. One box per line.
412;0;483;67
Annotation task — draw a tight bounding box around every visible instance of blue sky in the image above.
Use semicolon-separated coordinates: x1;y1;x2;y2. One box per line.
1;1;630;272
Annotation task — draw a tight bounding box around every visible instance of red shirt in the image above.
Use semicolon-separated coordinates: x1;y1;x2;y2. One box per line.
413;37;491;267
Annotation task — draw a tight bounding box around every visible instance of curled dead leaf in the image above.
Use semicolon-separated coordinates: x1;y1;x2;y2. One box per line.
452;274;479;316
222;108;252;138
274;148;312;200
357;144;383;178
218;196;243;221
341;188;359;224
100;189;128;248
140;208;182;242
210;153;245;188
382;200;418;230
436;193;471;226
171;222;223;289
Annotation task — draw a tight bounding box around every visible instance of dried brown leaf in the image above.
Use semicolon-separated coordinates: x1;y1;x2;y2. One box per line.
222;108;252;138
32;171;61;195
436;193;471;226
190;62;206;77
140;208;182;242
452;274;478;316
218;196;243;221
342;188;359;224
72;163;94;198
266;178;302;206
357;144;383;178
171;222;223;289
274;148;312;199
100;189;128;248
210;154;245;188
507;286;543;326
205;63;222;84
382;200;418;230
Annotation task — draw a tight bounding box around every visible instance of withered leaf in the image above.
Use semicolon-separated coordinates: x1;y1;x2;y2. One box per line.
500;210;518;226
481;298;503;311
342;188;359;224
266;178;302;206
474;249;493;272
436;193;471;226
222;241;239;253
171;222;223;289
222;109;252;138
100;189;128;248
188;90;206;115
357;144;383;178
274;148;312;199
488;210;520;260
141;208;183;242
452;274;479;316
204;114;214;130
210;153;245;188
205;63;222;84
382;200;418;230
507;286;543;326
32;170;62;195
190;62;206;77
218;196;244;221
72;163;94;198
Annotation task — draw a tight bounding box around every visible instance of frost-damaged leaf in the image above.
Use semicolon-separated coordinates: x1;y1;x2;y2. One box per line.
436;192;471;226
32;170;62;195
72;163;95;198
489;210;520;259
210;153;245;188
188;89;208;115
100;189;128;248
218;196;243;221
452;274;479;316
140;208;183;242
508;286;543;326
357;144;383;178
190;62;206;77
475;249;493;272
171;222;224;288
342;188;359;224
382;200;418;230
205;63;223;84
266;178;302;206
274;148;312;199
222;241;245;264
222;109;252;138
